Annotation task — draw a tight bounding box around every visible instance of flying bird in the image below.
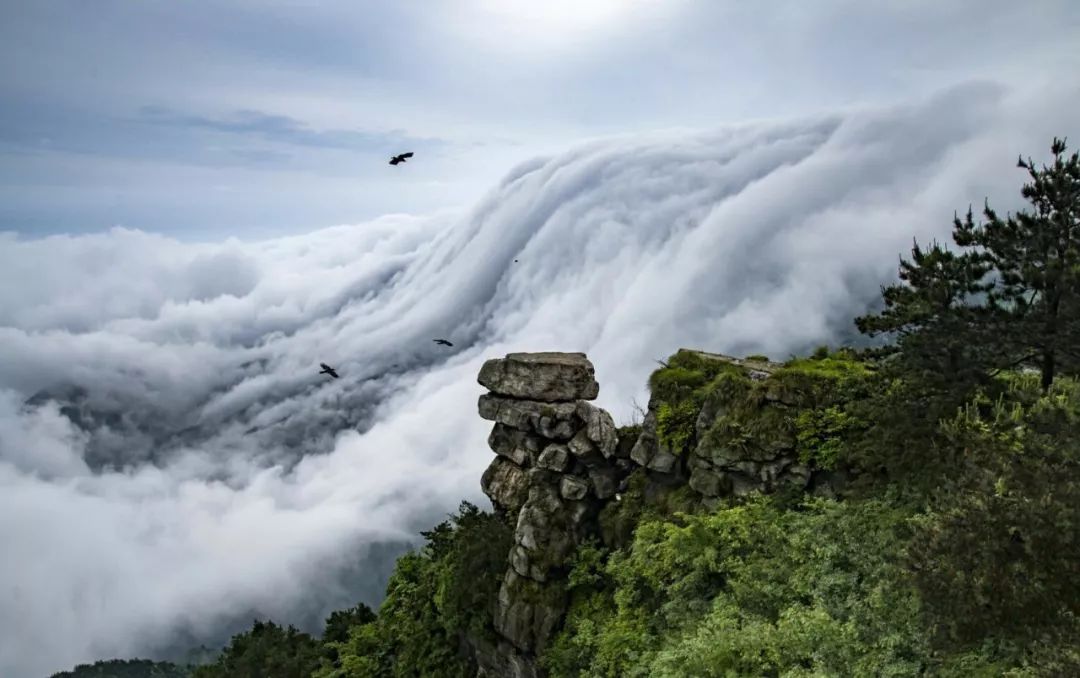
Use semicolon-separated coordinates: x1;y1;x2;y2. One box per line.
433;339;453;347
319;362;340;379
389;152;414;165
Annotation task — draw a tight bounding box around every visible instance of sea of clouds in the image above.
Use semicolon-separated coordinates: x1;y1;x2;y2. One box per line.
1;81;1077;677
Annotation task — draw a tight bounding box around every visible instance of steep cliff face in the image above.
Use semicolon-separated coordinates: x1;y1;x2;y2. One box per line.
470;349;866;677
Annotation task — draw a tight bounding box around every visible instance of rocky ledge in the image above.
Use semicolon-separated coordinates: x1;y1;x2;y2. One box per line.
472;349;848;677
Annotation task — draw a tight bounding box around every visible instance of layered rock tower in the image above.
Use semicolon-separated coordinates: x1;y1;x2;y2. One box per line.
470;349;843;676
474;353;631;677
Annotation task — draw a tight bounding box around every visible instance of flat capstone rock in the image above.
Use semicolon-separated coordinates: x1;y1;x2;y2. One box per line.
478;352;599;402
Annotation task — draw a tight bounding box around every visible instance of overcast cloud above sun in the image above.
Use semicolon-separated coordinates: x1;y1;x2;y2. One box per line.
455;0;672;50
1;2;1079;676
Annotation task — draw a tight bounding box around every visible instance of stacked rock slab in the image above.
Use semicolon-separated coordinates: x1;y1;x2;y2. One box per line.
476;353;619;678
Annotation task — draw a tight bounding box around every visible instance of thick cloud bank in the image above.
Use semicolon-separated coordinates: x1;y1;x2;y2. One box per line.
1;82;1076;677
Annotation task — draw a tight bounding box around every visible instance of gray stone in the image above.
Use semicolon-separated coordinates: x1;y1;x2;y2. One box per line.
513;481;581;576
689;467;726;496
559;475;589;501
478;352;599;402
478;394;580;440
509;544;546;581
707;445;743;468
729;473;760;497
524;470;562;507
473;638;541;678
576;401;618;458
647;448;679;474
536;443;571;472
567;429;605;467
785;463;812;489
614;426;640;458
488;423;544;466
760;457;793;485
695;392;729;437
588;467;618;499
629;431;656;467
495;571;567;653
482;458;530;514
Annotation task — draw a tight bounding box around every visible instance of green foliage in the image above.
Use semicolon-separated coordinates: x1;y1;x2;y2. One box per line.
431;502;514;641
52;659;190;678
654;400;698;455
795;404;866;469
855;236;995;394
598;470;649;548
909;376;1080;652
191;621;321;678
321;603;376;668
615;424;642;458
545;497;932;677
959;138;1080;391
858;137;1080;393
767;352;873;407
598;470;703;551
319;552;471;678
317;501;511;678
323;604;375;645
647;350;742;405
693;351;873;473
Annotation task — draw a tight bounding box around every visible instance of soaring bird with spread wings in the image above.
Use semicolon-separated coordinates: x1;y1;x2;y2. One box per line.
433;339;453;347
319;363;340;379
389;152;414;165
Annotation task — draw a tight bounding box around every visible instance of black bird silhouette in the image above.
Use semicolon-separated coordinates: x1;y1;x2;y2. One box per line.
319;362;340;379
433;339;453;347
389;152;414;166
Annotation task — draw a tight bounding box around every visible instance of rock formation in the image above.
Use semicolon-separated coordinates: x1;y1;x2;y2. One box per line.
471;349;843;676
475;352;625;677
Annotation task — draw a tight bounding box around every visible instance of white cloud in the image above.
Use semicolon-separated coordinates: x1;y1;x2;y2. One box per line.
0;81;1077;676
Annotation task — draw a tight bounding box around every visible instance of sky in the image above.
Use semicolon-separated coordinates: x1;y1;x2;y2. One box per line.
2;2;1080;677
2;0;1078;239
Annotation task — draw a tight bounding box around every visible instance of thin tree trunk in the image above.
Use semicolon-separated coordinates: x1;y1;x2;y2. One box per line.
1042;291;1061;392
1041;349;1055;392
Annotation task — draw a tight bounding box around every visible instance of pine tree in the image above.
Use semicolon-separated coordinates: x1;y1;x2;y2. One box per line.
955;137;1080;390
855;237;993;392
858;138;1080;392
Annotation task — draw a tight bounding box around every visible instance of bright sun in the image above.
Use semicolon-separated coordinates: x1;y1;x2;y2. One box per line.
464;0;652;51
475;0;627;30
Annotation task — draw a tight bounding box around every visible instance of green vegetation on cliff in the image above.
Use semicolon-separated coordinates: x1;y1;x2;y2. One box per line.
52;659;192;678
59;138;1080;677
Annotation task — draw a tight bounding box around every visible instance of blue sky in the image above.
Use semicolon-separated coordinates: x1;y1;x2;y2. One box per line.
1;0;1078;240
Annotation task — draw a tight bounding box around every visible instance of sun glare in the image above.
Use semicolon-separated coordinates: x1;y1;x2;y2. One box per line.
464;0;652;52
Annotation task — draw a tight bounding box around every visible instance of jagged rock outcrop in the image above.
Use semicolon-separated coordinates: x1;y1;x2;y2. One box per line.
471;348;848;676
475;352;625;676
680;353;815;500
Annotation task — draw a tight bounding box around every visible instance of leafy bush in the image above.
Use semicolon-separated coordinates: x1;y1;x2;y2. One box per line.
317;502;511;678
654;400;698;455
52;659;191;678
909;376;1080;653
192;621;321;678
545;497;932;677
